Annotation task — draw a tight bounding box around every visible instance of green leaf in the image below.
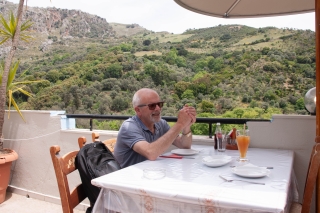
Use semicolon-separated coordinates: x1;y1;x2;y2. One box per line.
0;11;33;45
10;96;26;122
7;61;19;87
0;60;40;122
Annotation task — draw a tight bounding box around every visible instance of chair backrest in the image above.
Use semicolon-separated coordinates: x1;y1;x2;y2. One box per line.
300;143;320;213
103;138;117;153
92;132;100;142
91;132;117;153
78;136;87;149
50;145;87;213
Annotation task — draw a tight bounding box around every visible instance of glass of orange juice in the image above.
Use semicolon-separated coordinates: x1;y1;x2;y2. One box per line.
236;129;250;162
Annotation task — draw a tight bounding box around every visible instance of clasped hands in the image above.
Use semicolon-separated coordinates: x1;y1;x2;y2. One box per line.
178;104;197;127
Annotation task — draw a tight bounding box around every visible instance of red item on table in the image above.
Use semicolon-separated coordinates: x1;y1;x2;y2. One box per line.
232;128;237;139
159;154;183;159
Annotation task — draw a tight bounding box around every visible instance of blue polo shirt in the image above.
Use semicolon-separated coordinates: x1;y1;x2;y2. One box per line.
114;115;170;168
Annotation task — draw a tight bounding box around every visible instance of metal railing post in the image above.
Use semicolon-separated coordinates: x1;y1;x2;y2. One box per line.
209;123;213;138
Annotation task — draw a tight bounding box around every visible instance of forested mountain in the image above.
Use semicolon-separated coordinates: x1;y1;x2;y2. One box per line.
0;1;316;131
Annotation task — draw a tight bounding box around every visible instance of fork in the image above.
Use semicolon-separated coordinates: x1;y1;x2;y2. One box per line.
219;175;265;185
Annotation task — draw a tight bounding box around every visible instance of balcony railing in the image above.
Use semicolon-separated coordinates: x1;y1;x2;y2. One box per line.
65;114;271;138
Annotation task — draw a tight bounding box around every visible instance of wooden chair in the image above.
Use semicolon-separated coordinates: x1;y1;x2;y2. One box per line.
91;132;117;153
92;132;100;142
50;145;89;213
78;132;117;152
102;138;117;153
78;136;87;149
290;143;320;213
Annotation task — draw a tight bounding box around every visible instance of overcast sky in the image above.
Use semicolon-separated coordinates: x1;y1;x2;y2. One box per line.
9;0;316;34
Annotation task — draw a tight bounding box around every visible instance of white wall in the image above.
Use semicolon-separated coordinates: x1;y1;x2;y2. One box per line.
2;111;316;210
3;110;89;209
248;115;316;201
248;114;316;207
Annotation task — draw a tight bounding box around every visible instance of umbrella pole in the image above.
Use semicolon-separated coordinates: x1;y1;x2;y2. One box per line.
316;0;320;212
317;1;320;139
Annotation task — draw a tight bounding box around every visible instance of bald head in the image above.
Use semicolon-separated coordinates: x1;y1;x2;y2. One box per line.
132;88;159;107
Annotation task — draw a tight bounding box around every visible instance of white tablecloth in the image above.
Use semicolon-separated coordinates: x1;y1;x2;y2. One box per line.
92;145;298;213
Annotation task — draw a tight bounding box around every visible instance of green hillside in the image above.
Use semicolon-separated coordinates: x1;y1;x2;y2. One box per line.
0;3;315;132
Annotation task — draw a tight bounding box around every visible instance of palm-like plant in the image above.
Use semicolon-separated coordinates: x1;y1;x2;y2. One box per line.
0;61;42;122
0;1;31;150
0;11;33;45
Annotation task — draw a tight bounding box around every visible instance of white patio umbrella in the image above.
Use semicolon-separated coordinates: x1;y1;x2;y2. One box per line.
174;0;314;18
174;0;320;210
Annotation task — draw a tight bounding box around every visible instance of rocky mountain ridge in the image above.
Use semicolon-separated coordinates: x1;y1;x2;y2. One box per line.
0;0;115;38
0;0;151;60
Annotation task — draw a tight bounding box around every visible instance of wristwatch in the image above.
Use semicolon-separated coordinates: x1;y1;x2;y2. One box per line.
182;131;192;137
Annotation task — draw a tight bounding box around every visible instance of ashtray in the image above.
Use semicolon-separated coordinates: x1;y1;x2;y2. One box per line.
143;168;166;180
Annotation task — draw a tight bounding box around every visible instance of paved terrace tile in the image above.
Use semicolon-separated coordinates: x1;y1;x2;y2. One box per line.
0;192;86;213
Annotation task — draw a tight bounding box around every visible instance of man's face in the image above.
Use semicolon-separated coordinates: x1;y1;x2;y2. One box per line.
136;93;163;124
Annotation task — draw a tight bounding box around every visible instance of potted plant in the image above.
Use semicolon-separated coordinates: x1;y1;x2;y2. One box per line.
0;61;42;204
0;1;33;203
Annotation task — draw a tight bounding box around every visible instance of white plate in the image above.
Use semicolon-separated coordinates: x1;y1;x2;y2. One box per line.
232;166;270;178
202;155;232;167
171;149;199;156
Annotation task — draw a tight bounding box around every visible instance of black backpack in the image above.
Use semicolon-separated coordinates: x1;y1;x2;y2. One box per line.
75;141;121;208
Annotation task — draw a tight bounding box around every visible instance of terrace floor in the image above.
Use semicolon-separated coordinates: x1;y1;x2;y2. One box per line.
0;192;86;213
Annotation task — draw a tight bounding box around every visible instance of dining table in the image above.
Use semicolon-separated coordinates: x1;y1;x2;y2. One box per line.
91;145;298;213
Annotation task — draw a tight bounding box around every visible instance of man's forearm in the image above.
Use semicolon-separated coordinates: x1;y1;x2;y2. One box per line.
142;123;184;160
180;131;192;148
173;127;192;149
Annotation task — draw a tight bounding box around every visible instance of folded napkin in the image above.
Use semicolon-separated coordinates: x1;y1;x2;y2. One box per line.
159;154;183;159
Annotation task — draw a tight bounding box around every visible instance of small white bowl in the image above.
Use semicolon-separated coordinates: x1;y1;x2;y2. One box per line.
143;168;166;180
202;155;232;167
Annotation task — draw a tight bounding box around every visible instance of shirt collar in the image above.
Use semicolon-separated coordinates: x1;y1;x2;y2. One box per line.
133;115;159;134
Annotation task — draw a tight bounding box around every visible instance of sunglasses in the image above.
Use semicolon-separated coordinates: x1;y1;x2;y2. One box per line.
138;102;164;110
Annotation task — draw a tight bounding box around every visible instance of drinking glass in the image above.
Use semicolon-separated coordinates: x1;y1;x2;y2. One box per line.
217;133;227;152
236;129;250;162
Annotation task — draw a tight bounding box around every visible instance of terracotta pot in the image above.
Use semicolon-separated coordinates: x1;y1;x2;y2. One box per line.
0;149;18;204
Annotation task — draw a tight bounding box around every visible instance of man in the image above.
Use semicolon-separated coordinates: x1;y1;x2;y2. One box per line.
114;88;197;168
